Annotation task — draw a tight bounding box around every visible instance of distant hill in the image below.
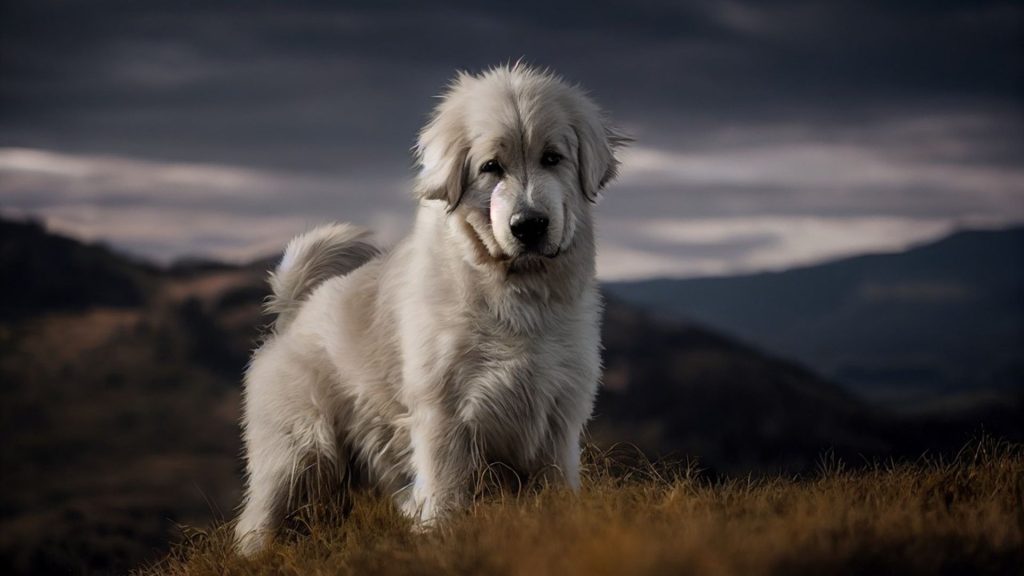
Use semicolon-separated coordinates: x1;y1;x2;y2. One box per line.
0;219;156;320
607;228;1024;406
1;216;1018;574
593;299;885;473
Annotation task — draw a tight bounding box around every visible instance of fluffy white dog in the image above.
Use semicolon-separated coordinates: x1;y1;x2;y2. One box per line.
234;64;627;554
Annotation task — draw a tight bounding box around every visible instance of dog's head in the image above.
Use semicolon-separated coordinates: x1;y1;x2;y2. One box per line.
414;64;628;272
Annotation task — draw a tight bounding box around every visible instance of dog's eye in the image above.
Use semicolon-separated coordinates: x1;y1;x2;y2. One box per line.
540;152;562;167
480;159;503;175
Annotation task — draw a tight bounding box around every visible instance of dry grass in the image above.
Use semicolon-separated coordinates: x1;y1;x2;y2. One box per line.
143;440;1024;576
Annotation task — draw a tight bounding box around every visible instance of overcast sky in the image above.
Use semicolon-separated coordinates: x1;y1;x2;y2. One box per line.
1;0;1022;279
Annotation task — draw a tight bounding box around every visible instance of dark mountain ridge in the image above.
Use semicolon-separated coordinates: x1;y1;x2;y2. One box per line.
607;227;1024;405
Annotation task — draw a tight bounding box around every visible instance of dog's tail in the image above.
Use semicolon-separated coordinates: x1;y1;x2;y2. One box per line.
266;223;379;333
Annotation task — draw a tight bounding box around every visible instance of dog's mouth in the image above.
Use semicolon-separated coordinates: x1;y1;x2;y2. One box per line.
507;253;548;274
504;248;560;274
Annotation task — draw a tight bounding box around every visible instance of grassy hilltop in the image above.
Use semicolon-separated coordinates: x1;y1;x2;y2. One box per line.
145;440;1023;576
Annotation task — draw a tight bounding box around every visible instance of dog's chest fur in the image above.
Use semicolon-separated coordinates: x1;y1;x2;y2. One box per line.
449;307;590;468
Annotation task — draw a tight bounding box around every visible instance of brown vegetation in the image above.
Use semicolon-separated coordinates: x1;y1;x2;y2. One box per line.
144;440;1024;576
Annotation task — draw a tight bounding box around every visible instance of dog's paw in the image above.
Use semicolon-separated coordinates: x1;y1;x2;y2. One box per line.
397;486;462;532
234;527;270;558
399;495;439;529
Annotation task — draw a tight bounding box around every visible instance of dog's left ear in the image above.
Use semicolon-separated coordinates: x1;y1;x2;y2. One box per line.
414;102;470;209
574;112;631;202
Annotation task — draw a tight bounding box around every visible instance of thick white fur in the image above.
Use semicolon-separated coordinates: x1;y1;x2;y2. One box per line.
234;64;627;555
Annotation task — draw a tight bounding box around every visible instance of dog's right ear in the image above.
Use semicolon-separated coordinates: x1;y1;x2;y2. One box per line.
414;101;470;210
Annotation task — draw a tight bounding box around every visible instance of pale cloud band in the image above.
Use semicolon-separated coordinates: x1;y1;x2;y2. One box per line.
1;139;1021;280
0;147;412;264
595;216;971;280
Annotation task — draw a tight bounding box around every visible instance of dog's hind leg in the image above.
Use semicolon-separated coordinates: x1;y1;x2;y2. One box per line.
235;426;300;555
234;342;340;556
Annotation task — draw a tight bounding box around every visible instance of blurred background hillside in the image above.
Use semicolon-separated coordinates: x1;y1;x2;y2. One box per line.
1;1;1022;574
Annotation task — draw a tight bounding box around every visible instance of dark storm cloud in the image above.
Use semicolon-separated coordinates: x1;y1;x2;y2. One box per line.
0;0;1021;277
2;0;1020;170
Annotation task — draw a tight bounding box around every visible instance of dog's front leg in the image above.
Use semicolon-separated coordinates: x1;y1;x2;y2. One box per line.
403;403;475;526
555;425;583;491
533;422;583;491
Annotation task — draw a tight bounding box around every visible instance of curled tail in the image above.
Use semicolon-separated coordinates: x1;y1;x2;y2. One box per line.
266;223;379;332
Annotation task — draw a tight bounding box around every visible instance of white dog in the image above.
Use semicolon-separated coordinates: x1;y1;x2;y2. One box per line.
234;63;627;554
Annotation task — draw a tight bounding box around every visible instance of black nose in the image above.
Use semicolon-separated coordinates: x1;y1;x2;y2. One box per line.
509;210;549;250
